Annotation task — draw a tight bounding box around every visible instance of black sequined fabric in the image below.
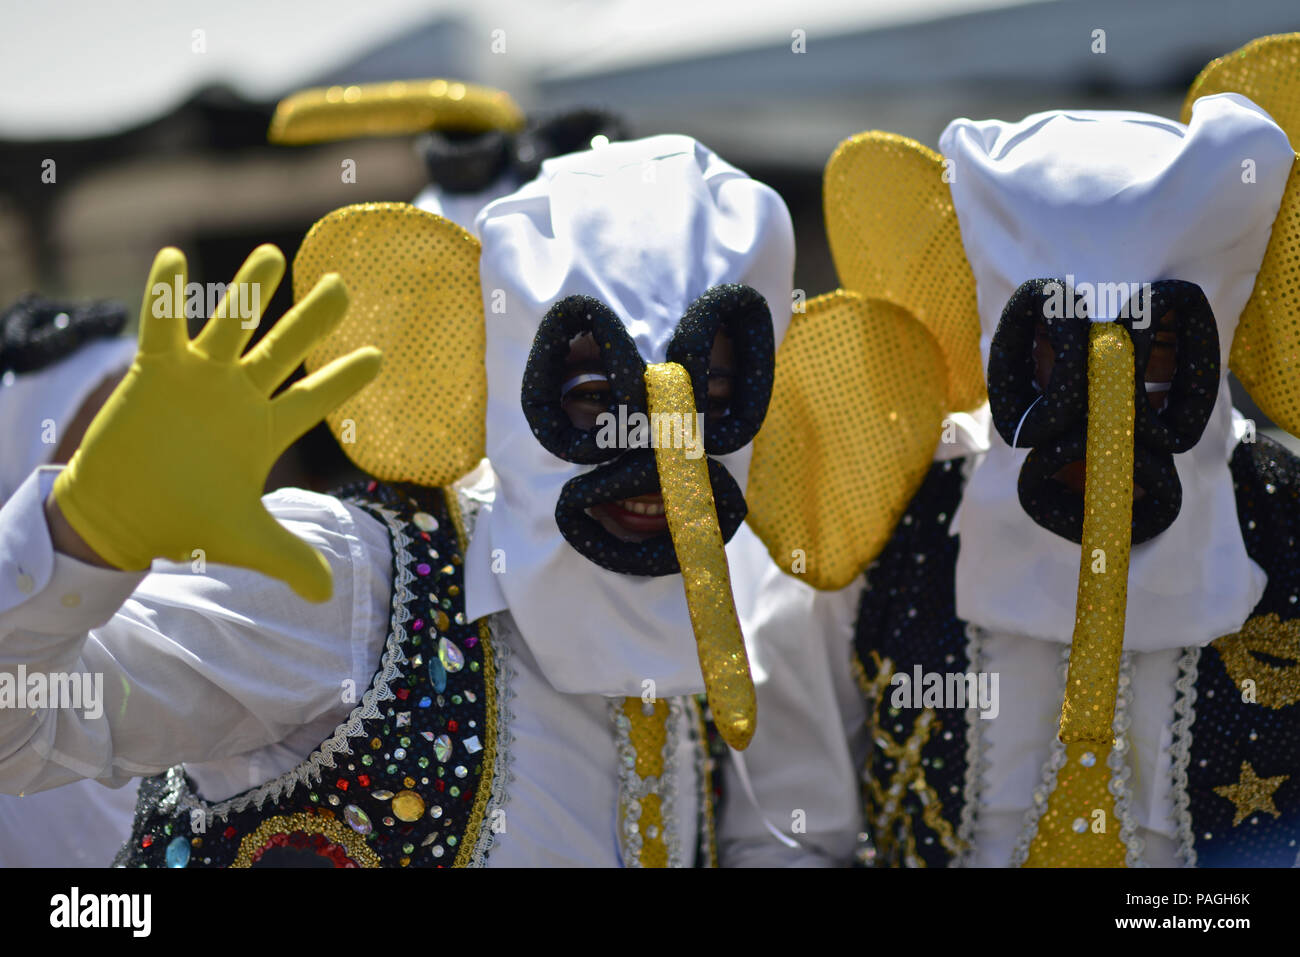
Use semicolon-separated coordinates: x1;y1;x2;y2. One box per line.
522;286;769;577
114;482;496;868
853;458;972;868
522;295;646;465
1184;436;1300;866
666;283;774;455
987;277;1219;545
0;293;127;375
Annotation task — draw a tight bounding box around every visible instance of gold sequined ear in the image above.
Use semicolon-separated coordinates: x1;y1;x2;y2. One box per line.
1182;33;1300;435
824;131;985;414
294;203;486;487
746;291;946;591
269;79;524;145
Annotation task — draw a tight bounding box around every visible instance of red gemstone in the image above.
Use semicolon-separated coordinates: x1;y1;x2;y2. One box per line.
223;826;237;840
436;780;446;792
367;481;377;492
420;532;431;542
140;834;154;848
447;720;458;732
337;778;349;791
357;774;370;787
396;687;410;700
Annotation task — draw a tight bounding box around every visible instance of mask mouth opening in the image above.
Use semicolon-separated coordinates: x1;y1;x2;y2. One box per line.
1017;432;1182;545
554;449;747;576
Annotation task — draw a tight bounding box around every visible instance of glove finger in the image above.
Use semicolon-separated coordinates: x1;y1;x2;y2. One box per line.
138;247;189;356
270;346;382;451
192;244;284;362
243;273;349;395
226;505;335;603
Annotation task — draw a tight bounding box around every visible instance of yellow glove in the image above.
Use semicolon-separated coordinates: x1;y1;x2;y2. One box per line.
52;245;382;602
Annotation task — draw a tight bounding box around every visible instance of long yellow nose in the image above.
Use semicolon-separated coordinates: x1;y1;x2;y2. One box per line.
643;361;756;751
1025;321;1134;867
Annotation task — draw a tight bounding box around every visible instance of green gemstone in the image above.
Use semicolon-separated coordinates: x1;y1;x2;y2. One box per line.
470;661;479;672
400;736;411;748
418;756;430;769
451;695;462;705
361;756;373;767
449;787;460;797
387;764;398;774
403;843;415;854
164;823;173;836
310;792;319;802
447;835;458;846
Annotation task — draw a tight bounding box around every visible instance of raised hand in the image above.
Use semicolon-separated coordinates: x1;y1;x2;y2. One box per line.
51;244;382;601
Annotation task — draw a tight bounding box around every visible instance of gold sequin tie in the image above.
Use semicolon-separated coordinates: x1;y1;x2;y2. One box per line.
1025;323;1134;867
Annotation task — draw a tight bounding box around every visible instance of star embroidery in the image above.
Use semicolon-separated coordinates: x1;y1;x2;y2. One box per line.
1213;761;1289;827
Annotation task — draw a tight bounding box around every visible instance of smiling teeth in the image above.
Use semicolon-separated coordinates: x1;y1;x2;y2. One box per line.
620;499;665;516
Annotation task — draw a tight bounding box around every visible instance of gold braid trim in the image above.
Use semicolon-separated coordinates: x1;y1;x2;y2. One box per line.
231;812;381;868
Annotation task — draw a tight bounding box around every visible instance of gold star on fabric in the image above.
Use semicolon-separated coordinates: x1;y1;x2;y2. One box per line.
1213;761;1289;827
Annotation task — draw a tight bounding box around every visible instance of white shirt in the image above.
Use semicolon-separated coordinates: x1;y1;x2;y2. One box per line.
0;336;139;867
0;467;703;866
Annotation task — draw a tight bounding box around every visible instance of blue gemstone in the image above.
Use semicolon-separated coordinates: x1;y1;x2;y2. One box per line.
419;696;432;708
165;836;191;868
429;658;447;693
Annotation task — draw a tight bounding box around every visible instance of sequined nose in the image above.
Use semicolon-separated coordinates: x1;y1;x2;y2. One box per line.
644;360;755;751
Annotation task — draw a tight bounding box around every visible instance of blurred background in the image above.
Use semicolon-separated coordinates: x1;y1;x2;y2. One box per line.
2;0;1297;468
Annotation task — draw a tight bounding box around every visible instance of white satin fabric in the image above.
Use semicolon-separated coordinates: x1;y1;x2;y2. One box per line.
0;336;136;503
941;94;1293;651
412;175;520;235
0;334;138;866
465;134;794;698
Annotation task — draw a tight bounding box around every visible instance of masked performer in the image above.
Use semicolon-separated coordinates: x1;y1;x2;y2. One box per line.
0;128;793;867
0;295;139;866
267;78;627;233
726;33;1300;867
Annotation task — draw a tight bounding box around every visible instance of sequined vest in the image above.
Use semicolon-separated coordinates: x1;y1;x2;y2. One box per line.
852;438;1300;868
115;481;506;868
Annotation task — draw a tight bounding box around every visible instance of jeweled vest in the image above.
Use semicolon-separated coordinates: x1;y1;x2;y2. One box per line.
115;481;726;868
852;438;1300;868
115;481;506;868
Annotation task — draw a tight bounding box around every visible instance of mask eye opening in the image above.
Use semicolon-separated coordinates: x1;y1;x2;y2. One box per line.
1122;280;1219;455
521;295;646;464
987;278;1089;449
666;283;774;456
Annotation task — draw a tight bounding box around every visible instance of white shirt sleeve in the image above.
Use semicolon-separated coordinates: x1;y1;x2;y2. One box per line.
0;466;392;798
718;558;868;867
